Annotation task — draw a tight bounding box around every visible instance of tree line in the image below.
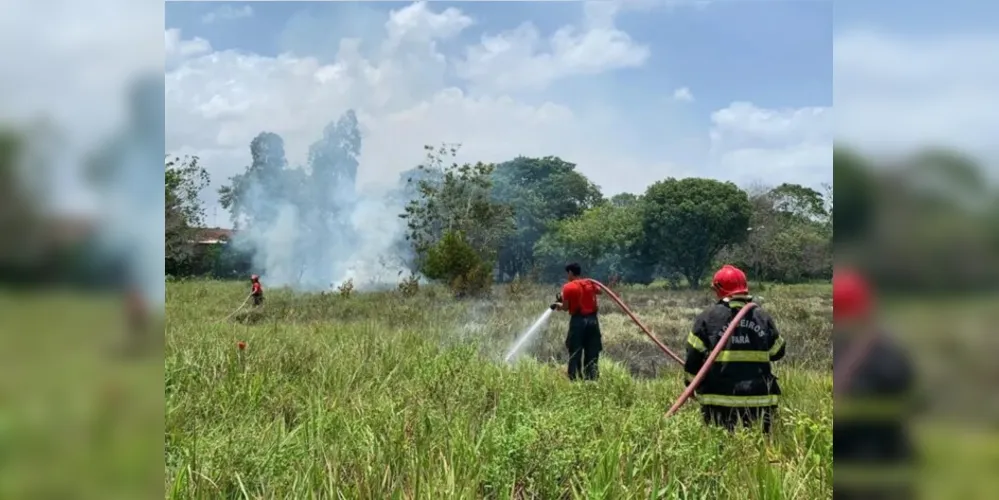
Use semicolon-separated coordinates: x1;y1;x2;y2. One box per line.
163;110;833;294
397;144;831;295
22;106;996;295
835;147;999;293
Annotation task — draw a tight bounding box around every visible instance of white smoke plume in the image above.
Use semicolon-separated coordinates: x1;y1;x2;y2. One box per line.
222;110;418;291
87;74;166;310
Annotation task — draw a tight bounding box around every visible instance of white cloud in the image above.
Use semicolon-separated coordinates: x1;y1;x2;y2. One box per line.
455;2;649;92
708;102;832;188
166;1;829;224
834;28;999;171
201;5;254;24
165;28;212;69
166;2;663;212
0;0;162;146
672;87;694;102
383;1;473;47
711;102;830;144
1;0;166;218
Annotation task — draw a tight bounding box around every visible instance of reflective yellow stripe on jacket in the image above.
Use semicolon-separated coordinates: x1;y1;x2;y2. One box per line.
686;332;706;352
715;350;769;362
687;333;784;360
835;396;913;420
698;394;779;407
769;336;785;356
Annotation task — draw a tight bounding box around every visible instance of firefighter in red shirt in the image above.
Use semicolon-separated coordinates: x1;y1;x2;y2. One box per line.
250;274;264;307
550;263;602;381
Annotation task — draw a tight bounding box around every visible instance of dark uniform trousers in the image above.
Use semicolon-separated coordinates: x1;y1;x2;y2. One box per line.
701;405;776;434
566;313;602;381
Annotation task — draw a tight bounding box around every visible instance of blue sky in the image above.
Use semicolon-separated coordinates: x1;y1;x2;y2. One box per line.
833;0;999;174
165;1;833;226
836;0;999;35
167;1;832;111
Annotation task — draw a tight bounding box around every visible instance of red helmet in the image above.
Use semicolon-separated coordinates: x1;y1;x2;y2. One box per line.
833;268;872;321
712;265;748;298
250;274;259;282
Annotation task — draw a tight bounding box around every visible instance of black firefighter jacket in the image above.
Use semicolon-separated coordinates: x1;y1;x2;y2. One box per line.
834;332;919;496
683;296;786;407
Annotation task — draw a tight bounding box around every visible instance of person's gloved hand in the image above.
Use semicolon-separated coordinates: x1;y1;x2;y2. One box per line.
550;302;561;311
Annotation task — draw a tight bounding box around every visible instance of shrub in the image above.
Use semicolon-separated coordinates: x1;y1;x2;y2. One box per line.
398;274;420;297
337;278;354;298
422;230;493;298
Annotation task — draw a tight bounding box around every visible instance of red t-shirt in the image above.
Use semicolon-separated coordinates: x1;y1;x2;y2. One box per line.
562;279;599;315
251;282;263;295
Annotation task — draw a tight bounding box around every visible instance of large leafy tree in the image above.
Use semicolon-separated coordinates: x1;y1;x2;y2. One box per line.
863;149;999;291
721;182;832;282
833;145;876;245
218;131;293;228
401;144;514;295
490;156;603;280
296;111;363;282
641;177;752;288
0;128;47;275
387;165;445;272
534;199;645;283
165;155;210;273
768;183;828;223
218;113;361;230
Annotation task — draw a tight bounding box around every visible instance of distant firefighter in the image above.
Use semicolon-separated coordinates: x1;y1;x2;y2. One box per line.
250;274;264;307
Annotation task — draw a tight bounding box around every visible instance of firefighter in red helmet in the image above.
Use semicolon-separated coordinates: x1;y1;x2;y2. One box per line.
683;264;786;433
833;267;918;500
250;274;264;307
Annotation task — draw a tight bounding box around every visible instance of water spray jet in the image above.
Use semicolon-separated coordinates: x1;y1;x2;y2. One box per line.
503;308;554;363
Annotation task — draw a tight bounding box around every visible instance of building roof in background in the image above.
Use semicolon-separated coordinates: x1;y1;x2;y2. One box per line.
194;227;236;244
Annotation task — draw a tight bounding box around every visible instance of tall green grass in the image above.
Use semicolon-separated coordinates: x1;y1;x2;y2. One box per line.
166;280;832;499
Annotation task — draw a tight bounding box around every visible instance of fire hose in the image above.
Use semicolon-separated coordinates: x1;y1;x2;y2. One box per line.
585;279;758;418
666;301;757;417
585;279;684;365
220;293;253;322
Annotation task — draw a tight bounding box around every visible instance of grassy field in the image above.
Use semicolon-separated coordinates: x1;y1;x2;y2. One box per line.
0;289;163;499
165;280;833;499
881;296;999;500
